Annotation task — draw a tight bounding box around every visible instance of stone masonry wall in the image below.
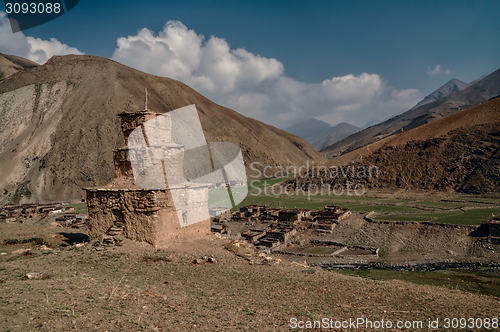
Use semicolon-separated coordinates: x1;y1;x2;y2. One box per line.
87;189;167;244
87;188;210;248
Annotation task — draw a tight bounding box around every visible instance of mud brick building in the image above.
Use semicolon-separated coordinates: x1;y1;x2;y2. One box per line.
85;109;210;248
241;229;267;243
313;205;351;223
265;228;297;243
0;202;66;223
278;209;311;224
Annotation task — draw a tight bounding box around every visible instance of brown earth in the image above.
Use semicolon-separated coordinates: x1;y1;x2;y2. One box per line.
0;54;325;204
322;68;500;158
323;213;497;264
285;97;500;194
1;222;500;331
0;53;38;81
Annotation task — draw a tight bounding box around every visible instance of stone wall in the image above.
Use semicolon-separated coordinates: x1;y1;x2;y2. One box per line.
86;188;210;248
87;189;162;243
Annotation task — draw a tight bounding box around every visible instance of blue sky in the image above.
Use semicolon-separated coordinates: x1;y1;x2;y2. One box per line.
1;0;499;128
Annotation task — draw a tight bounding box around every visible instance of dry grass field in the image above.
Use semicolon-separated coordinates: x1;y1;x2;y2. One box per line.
1;223;500;331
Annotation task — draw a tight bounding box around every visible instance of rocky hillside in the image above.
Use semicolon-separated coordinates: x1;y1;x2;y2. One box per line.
322;68;500;158
0;55;325;204
285;97;500;194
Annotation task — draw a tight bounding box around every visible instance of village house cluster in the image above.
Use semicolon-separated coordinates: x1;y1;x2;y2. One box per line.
0;203;87;228
211;204;351;248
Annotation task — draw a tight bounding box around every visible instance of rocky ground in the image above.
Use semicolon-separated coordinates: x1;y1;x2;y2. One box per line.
1;223;500;331
319;213;499;264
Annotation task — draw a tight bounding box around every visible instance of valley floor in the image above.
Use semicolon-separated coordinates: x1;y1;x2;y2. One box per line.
1;188;500;331
1;222;500;331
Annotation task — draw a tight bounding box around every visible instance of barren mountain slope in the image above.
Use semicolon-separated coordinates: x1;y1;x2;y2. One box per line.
0;53;38;81
411;78;469;109
322;68;500;157
285;97;500;194
0;55;325;204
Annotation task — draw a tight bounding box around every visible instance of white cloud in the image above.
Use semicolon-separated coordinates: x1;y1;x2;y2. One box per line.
0;12;83;64
24;37;83;64
0;13;423;128
112;21;283;95
111;21;424;128
427;64;454;76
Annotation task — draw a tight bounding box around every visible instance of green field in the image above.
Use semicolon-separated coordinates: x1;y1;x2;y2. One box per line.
248;177;289;189
236;193;434;215
450;195;500;204
208;177;290;208
428;207;500;224
207;177;288;209
373;211;462;222
373;207;500;225
413;200;464;207
338;268;500;298
235;194;328;210
70;202;88;214
221;178;500;225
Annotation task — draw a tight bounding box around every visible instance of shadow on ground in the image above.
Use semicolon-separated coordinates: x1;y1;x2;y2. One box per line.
469;224;489;237
59;232;89;246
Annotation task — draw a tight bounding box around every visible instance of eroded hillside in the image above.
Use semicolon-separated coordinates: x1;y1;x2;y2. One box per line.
0;55;325;204
284;97;500;194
